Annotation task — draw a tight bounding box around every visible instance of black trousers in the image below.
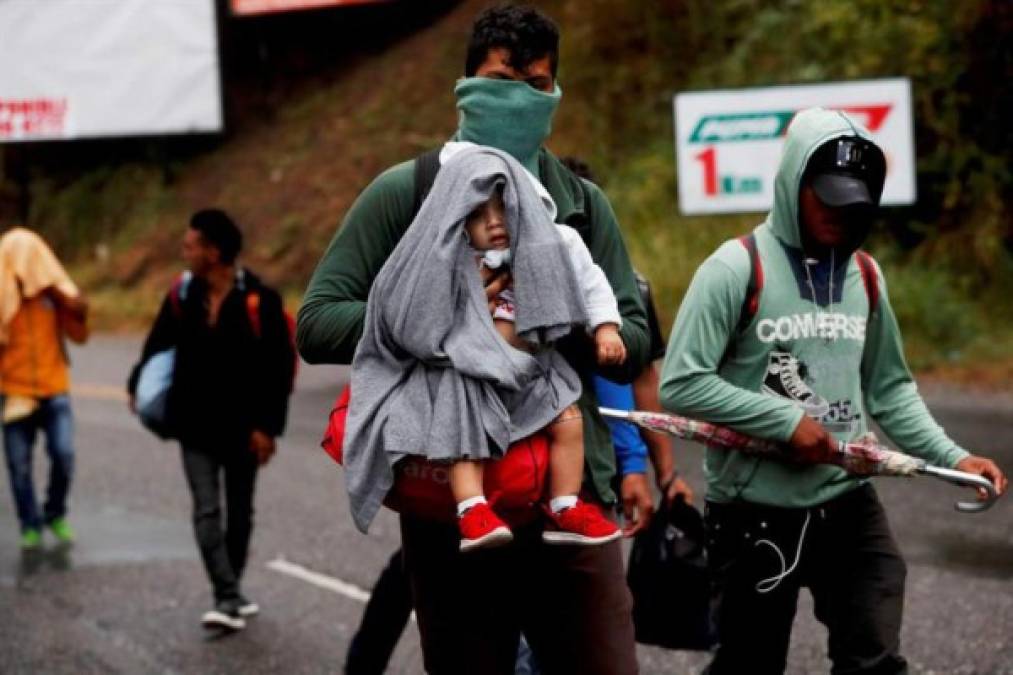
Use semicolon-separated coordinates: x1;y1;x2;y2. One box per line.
345;549;414;675
400;511;638;675
181;444;259;603
705;483;908;675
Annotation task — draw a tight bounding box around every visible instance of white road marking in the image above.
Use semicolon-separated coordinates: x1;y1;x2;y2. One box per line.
266;556;372;603
266;556;417;623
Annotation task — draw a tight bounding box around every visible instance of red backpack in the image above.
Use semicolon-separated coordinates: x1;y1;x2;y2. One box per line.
321;384;551;524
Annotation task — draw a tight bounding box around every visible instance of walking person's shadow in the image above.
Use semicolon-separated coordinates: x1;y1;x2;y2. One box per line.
17;541;73;581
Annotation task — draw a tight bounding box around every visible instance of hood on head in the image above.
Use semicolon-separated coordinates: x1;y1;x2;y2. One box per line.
768;107;879;250
434;144;552;260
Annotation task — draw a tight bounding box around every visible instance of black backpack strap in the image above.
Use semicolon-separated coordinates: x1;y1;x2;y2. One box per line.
635;270;666;361
736;233;763;334
854;250;880;318
411;148;442;219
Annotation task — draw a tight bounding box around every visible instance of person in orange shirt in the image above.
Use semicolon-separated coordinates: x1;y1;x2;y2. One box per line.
0;225;89;549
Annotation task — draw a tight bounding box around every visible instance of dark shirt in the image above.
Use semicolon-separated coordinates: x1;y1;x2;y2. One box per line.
128;270;294;449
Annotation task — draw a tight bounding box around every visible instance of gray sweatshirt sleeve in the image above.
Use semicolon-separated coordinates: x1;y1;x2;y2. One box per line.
860;268;969;468
660;256;804;442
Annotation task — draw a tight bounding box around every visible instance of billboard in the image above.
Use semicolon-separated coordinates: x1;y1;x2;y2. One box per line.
0;0;222;142
673;79;916;215
231;0;392;16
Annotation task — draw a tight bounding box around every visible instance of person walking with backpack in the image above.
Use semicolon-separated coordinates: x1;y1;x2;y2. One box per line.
660;107;1006;674
298;6;650;673
0;225;89;549
127;209;295;632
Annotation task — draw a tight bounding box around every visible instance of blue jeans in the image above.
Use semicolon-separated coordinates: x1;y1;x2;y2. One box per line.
2;395;75;532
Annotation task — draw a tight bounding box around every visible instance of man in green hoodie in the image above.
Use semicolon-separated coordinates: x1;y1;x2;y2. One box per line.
661;107;1006;674
298;5;648;674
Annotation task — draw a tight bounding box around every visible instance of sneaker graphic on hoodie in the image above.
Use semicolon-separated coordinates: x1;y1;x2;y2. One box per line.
761;350;831;418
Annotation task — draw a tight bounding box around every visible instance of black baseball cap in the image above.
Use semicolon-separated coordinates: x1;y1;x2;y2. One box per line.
805;136;887;208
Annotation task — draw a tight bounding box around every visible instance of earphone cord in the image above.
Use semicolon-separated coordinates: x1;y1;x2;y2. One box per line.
804;249;835;335
754;510;812;594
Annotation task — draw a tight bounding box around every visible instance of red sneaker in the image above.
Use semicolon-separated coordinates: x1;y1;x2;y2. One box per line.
458;502;513;552
543;499;621;546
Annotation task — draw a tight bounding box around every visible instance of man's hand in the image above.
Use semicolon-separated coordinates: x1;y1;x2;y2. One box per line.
249;430;276;466
658;471;695;505
481;267;511;314
788;415;837;462
620;472;654;537
594;323;627;365
955;455;1008;500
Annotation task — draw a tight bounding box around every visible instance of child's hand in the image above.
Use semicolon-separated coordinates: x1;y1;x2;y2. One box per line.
595;324;626;365
481;267;511;315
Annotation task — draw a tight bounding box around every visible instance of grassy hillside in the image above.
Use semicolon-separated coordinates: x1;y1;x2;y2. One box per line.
549;0;1013;376
2;0;1011;380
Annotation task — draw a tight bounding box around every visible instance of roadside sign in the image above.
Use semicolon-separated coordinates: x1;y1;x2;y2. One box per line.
0;0;221;142
673;79;916;215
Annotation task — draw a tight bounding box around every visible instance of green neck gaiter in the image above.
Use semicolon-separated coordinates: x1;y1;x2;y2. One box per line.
455;77;562;176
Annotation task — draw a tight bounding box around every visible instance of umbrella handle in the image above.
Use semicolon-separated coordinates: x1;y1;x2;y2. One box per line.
598;407;632;422
916;465;1000;513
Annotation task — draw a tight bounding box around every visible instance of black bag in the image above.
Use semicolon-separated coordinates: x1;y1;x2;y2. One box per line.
627;496;716;650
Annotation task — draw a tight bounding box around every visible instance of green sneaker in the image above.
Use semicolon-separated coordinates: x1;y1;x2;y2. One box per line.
48;518;75;544
20;528;42;549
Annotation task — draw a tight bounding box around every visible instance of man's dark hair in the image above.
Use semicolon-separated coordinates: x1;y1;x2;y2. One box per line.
465;4;559;78
190;208;242;265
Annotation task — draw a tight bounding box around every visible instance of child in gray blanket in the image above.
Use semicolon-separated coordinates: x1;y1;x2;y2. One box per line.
453;188;625;551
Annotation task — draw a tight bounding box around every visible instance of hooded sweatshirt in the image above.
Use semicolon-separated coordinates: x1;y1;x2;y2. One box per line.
660;107;968;508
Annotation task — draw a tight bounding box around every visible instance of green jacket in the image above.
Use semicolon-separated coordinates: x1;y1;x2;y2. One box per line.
660;108;968;508
298;148;649;505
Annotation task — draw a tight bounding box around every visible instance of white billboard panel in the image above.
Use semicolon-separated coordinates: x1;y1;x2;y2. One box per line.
0;0;222;141
673;79;916;215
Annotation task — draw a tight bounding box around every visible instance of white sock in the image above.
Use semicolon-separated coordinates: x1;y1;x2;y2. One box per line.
550;495;578;514
457;496;487;517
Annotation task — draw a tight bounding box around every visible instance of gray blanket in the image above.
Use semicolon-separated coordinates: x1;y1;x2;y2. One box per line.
344;146;586;532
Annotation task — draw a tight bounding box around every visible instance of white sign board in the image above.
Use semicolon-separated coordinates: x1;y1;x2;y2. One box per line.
0;0;222;141
673;79;916;215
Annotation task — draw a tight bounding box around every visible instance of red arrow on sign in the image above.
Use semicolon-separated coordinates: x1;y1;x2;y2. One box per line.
835;104;892;132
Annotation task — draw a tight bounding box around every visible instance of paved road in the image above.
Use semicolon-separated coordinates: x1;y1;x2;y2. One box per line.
1;336;1010;674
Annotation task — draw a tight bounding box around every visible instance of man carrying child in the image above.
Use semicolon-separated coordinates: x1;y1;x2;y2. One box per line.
298;5;648;674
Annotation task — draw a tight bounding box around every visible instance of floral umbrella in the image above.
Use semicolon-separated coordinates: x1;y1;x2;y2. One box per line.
599;407;999;513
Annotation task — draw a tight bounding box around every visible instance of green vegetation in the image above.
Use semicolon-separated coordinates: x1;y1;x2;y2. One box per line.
2;0;1010;376
551;0;1012;372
